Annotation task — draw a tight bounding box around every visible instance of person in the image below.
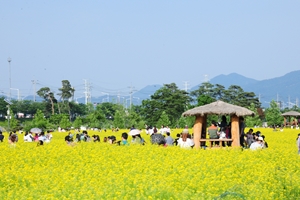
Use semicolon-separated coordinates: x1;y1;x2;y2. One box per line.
131;134;144;145
173;134;181;146
297;134;300;154
38;132;47;143
246;129;254;148
45;131;53;143
250;137;264;150
150;133;166;146
159;125;167;135
8;133;18;145
207;121;219;146
165;126;171;134
261;135;268;148
103;137;108;143
219;115;227;129
239;117;246;148
9;132;18;143
108;136;116;144
153;126;158;134
165;132;174;146
0;131;4;142
34;133;39;142
65;132;73;145
24;132;33;142
219;127;226;147
120;132;129;146
177;129;194;149
92;135;100;142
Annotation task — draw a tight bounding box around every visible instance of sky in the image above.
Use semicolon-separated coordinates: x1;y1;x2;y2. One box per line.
1;1;299;100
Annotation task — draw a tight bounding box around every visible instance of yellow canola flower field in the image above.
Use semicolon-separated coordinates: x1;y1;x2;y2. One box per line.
0;128;300;200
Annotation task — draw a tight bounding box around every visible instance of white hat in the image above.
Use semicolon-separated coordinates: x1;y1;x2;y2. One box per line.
258;136;264;141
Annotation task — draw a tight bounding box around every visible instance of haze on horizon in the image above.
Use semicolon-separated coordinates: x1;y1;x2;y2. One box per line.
1;1;299;98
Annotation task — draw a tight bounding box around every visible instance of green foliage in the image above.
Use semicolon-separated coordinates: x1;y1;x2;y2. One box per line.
141;83;191;126
30;109;48;130
73;116;83;129
127;110;144;129
265;100;284;126
157;111;171;128
60;115;72;129
190;83;261;108
113;110;125;129
197;95;215;106
245;103;262;127
86;105;106;128
176;116;187;128
6;108;20;132
49;114;66;126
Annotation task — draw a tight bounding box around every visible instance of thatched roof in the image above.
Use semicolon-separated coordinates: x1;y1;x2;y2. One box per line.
182;100;255;117
281;111;300;117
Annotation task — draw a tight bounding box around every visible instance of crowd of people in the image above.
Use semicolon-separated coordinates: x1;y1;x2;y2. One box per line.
0;130;53;146
4;122;300;153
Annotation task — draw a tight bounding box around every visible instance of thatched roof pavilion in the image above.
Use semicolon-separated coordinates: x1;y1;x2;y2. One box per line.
182;100;255;148
281;111;300;126
281;111;300;116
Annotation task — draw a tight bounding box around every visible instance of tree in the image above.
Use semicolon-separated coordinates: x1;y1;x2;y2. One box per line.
60;115;72;129
190;82;215;103
57;80;75;120
157;111;171;128
113;110;125;128
245;103;262;127
86;105;106;128
141;83;191;126
37;87;57;115
6;108;19;131
265;100;283;126
73;116;83;129
197;95;215;106
30;109;48;130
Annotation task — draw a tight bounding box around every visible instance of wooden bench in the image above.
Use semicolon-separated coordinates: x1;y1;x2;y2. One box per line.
199;138;233;148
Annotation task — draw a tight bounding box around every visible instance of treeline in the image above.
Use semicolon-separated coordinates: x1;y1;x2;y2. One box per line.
0;80;298;132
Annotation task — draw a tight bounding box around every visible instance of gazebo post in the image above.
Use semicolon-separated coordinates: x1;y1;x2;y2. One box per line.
193;115;204;149
284;117;286;127
231;115;240;147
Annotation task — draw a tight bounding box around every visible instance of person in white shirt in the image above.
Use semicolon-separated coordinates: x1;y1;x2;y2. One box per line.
177;129;194;149
250;137;264;150
159;125;167;135
38;132;47;143
45;131;53;143
24;132;33;142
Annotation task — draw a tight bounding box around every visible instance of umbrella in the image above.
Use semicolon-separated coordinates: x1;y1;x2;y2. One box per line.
150;134;165;145
30;128;42;134
129;129;141;136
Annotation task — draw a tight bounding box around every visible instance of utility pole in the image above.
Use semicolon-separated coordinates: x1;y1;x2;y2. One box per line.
10;88;20;101
183;81;189;92
83;79;91;105
128;84;136;110
32;80;37;102
7;57;11;100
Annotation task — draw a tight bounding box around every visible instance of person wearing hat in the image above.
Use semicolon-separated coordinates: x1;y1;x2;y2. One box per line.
250;136;264;150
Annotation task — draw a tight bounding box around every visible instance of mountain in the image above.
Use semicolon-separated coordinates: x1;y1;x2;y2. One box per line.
190;70;300;108
132;84;162;100
190;73;258;91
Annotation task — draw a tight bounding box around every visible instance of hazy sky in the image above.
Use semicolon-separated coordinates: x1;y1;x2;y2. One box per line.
1;1;299;99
